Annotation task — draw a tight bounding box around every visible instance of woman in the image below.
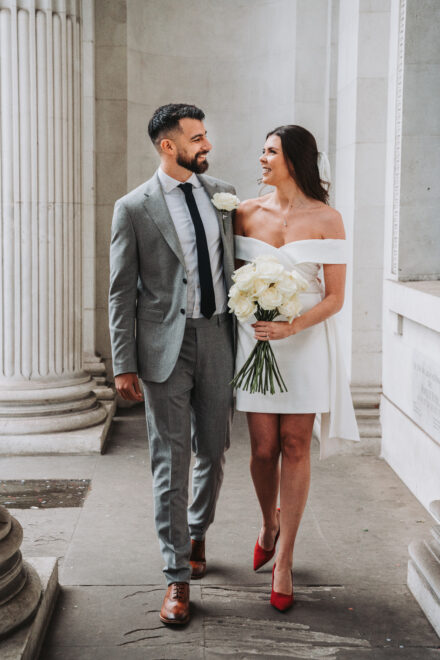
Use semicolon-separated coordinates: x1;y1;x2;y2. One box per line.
233;125;359;611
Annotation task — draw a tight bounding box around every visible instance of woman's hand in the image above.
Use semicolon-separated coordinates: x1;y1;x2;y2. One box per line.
252;320;297;341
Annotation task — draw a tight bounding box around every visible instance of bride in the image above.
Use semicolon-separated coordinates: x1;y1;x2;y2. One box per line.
233;125;359;611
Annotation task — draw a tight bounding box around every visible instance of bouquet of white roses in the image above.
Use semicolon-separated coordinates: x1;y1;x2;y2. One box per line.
229;255;308;395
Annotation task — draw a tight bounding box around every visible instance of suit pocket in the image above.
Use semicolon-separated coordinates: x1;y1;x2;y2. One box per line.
136;308;164;323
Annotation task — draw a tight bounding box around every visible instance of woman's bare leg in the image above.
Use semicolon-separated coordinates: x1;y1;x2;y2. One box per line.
247;412;281;549
273;412;315;594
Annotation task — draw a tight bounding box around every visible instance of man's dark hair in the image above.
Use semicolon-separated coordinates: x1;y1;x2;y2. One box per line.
148;103;205;146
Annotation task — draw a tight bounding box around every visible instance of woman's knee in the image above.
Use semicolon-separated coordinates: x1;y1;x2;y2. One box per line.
251;440;280;463
280;430;311;462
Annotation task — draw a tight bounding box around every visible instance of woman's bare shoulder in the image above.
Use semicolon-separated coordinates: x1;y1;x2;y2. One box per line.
234;195;271;234
236;194;271;215
318;205;346;240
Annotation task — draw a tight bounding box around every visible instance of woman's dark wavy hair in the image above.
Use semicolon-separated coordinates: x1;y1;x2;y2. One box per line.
266;125;329;204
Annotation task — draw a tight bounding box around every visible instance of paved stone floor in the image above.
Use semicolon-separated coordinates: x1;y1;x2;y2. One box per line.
3;406;440;659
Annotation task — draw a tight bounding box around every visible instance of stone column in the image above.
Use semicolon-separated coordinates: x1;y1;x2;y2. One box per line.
0;506;41;637
0;0;110;452
333;0;391;453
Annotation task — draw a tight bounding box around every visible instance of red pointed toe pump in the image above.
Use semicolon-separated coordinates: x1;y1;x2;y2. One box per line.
253;508;280;571
270;563;294;612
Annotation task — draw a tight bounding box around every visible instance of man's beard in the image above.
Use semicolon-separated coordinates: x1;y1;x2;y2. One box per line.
176;150;209;174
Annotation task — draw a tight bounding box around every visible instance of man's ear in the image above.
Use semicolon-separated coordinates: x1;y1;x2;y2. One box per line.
159;138;174;155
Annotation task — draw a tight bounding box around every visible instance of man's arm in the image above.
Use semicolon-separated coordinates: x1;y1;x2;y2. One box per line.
108;200;140;393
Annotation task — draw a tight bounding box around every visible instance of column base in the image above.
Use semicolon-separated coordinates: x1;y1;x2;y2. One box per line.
0;400;116;455
0;557;58;660
407;501;440;639
84;352;115;401
0;374;114;435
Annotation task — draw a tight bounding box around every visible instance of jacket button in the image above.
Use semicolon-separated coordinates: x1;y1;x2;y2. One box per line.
180;308;185;315
183;278;188;284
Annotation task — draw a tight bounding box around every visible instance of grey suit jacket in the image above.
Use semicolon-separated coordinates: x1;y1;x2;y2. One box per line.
109;170;236;383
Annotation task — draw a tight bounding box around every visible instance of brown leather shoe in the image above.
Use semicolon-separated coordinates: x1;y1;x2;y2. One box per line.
190;538;206;579
159;582;190;625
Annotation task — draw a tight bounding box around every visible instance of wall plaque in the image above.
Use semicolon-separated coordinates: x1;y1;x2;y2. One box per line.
412;349;440;442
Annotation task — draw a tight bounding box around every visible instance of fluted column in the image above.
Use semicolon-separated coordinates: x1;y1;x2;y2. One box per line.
0;0;107;440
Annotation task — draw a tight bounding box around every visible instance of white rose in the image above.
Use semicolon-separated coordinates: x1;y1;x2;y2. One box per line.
254;255;285;283
228;283;241;302
211;192;240;212
232;263;256;293
229;293;256;321
257;285;284;311
277;272;299;299
278;297;303;323
250;278;269;299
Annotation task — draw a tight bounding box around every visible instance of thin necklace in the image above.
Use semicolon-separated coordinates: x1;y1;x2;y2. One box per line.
283;199;304;227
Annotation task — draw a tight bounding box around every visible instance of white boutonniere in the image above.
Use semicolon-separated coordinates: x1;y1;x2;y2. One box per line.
211;192;240;214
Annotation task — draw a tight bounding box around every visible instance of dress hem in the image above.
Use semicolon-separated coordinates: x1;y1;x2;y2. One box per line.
235;404;330;415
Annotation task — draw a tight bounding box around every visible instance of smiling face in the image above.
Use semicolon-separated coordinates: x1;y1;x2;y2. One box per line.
162;117;212;174
259;134;293;186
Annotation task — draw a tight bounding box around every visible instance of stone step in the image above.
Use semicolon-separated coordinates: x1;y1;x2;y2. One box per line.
430;501;440;524
408;539;440;637
357;419;382;438
428;533;440;563
351;387;381;408
355;408;380;419
431;525;440;546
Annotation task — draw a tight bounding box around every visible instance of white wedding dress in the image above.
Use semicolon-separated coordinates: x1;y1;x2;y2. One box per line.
234;236;360;459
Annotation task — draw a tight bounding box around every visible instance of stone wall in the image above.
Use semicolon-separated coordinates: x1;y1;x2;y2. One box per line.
381;0;440;509
334;0;390;385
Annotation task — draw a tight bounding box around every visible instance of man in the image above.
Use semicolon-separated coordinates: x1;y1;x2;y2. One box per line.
109;104;236;625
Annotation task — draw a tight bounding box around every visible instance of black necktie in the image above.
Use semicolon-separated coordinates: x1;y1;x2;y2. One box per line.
178;182;216;319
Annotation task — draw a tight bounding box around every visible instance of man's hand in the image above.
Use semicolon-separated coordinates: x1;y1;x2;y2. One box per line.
115;373;144;402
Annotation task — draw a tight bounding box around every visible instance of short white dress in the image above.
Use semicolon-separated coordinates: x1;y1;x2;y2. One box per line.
234;236;360;459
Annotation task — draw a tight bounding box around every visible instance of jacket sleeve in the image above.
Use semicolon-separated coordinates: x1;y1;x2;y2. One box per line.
108;200;139;377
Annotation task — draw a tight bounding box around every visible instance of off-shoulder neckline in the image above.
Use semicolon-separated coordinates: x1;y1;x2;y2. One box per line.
234;236;346;250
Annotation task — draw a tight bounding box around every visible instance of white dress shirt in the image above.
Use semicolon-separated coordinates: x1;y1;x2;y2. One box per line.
157;167;227;318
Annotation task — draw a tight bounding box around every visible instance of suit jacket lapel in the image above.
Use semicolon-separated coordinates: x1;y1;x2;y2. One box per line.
142;172;186;267
197;174;231;248
198;174;235;285
198;175;228;242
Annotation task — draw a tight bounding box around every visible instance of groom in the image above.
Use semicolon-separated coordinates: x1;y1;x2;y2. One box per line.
109;104;236;625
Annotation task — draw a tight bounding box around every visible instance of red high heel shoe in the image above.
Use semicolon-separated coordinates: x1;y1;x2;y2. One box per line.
253;508;280;571
270;563;294;612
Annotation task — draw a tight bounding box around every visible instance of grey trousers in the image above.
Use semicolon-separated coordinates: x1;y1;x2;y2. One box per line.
142;313;234;585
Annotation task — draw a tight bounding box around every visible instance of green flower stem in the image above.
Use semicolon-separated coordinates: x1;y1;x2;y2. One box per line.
230;304;288;395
